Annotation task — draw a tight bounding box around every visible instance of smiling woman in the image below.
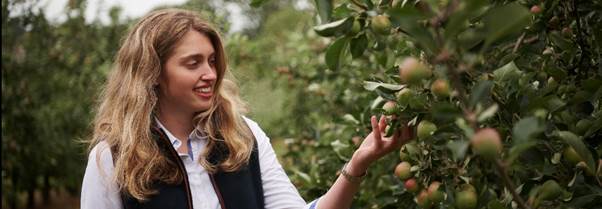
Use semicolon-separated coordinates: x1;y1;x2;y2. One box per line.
81;8;414;209
157;31;218;127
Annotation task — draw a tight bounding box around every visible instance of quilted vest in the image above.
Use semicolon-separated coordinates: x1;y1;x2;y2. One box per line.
113;126;264;209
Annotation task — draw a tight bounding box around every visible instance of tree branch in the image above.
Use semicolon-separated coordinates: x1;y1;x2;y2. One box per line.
350;0;368;10
495;160;532;209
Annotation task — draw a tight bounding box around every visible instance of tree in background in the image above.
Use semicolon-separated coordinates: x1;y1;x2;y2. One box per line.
2;0;313;208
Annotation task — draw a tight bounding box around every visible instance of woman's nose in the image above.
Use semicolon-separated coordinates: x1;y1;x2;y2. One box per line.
200;64;217;80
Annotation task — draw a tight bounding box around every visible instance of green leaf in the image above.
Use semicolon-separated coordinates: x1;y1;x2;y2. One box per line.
447;140;470;160
487;199;506;209
555;131;596;172
331;139;350;160
482;2;531;47
375;88;397;101
363;81;404;92
512;117;544;144
314;0;333;22
370;96;386;110
477;103;499;122
444;0;488;38
545;63;568;80
325;37;349;71
404;142;420;155
507;141;537;165
493;61;522;82
469;80;493;108
387;5;437;53
290;167;312;183
545;96;566;112
583;78;602;93
250;0;269;7
455;118;474;139
313;17;353;37
549;31;573;51
584;116;602;138
385;118;400;137
342;114;360;125
431;102;462;122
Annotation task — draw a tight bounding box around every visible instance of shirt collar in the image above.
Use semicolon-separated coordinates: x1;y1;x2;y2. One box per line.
154;117;206;149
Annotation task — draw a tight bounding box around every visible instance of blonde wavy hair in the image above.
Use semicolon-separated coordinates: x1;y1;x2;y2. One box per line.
89;8;254;200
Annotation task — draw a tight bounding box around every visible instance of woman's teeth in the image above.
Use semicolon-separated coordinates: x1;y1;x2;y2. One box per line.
196;87;211;93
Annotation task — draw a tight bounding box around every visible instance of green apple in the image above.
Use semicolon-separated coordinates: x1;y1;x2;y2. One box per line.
417;120;437;140
397;88;414;106
537;180;562;201
382;101;397;115
371;15;391;35
563;146;582;165
455;185;477;209
471;128;502;160
350;20;361;35
431;79;451;97
417;190;432;208
427;181;444;204
395;161;412;180
399;57;432;85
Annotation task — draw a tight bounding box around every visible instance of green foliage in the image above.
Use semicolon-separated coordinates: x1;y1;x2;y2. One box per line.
2;1;129;207
255;0;602;208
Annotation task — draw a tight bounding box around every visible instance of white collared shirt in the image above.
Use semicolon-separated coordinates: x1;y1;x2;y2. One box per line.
81;117;319;209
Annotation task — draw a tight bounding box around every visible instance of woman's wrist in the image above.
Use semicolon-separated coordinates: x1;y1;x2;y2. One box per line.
346;154;370;176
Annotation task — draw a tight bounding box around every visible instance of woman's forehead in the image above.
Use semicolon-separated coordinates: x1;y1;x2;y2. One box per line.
172;30;215;59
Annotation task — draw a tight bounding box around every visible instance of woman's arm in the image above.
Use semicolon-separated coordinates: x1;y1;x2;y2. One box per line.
81;142;123;209
317;115;414;209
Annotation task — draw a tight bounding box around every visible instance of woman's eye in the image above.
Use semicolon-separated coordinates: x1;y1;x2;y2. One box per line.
186;60;199;67
209;58;216;66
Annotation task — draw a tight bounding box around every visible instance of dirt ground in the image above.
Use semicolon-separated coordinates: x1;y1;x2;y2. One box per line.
3;189;79;209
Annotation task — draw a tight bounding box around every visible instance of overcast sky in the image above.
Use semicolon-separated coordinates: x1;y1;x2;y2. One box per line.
38;0;311;33
39;0;250;32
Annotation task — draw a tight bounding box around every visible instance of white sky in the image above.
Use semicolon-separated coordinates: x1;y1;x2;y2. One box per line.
37;0;312;33
39;0;249;32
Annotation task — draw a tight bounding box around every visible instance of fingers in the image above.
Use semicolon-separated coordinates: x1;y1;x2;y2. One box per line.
371;115;381;140
378;115;387;133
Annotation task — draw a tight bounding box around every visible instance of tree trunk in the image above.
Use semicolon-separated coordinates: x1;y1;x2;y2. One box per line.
26;187;35;209
43;174;50;203
10;171;18;209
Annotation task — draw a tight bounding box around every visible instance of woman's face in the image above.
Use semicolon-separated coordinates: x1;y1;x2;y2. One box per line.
157;30;217;116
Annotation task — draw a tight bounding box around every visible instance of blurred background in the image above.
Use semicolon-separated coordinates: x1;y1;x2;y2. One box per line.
2;0;329;208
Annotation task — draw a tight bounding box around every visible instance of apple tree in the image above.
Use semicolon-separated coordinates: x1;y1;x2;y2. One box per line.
254;0;601;208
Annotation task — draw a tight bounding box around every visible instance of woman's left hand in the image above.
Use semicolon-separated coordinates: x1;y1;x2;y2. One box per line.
346;115;414;176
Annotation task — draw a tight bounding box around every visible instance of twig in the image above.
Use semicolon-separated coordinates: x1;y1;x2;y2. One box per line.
501;36;538;52
512;33;526;53
495;160;532;209
597;161;602;187
350;0;368;10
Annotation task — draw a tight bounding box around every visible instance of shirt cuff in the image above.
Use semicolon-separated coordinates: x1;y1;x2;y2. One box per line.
305;198;320;209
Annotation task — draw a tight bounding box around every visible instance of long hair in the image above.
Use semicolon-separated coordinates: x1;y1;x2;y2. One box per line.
89;8;254;200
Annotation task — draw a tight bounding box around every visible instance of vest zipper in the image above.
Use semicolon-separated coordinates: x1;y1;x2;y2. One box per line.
209;174;228;209
155;128;194;209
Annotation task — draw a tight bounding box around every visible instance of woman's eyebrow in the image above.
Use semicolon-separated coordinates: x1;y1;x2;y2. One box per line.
179;52;215;60
179;53;203;61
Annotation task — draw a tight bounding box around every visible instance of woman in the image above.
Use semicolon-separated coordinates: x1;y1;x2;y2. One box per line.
81;8;414;209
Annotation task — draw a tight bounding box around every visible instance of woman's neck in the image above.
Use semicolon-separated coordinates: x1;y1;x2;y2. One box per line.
156;110;194;142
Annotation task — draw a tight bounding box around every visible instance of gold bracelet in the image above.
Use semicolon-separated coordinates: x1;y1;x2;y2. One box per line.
340;163;367;183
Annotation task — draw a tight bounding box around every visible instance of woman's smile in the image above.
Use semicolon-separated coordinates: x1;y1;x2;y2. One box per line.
194;85;213;99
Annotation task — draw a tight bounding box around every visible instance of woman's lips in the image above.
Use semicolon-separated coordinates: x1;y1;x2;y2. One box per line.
194;87;213;99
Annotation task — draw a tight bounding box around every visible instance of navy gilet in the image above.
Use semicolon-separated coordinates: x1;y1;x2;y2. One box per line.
112;126;265;209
